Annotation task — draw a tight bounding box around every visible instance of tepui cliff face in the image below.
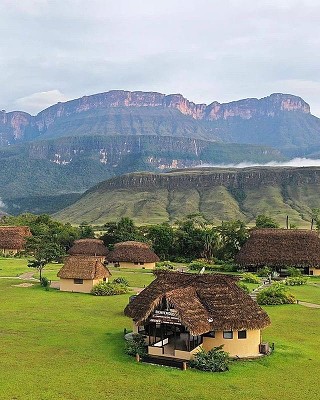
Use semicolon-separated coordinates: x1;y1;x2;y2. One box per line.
0;90;311;145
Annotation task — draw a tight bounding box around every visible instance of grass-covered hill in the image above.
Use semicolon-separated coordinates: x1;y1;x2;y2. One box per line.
54;166;320;226
0;138;282;215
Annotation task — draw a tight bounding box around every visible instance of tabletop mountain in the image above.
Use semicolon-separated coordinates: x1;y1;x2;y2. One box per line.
54;166;320;227
1;90;320;214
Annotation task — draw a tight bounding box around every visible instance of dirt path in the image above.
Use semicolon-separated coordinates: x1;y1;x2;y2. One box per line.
298;301;320;309
18;271;37;280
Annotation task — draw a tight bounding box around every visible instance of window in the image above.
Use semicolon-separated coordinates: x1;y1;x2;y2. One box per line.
74;278;83;284
140;262;144;265
223;330;233;339
134;262;139;265
238;330;247;339
204;331;215;338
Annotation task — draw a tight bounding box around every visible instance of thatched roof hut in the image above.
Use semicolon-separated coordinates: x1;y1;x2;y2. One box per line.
68;239;109;257
57;256;111;280
235;228;320;268
109;241;159;263
125;271;270;336
0;226;31;250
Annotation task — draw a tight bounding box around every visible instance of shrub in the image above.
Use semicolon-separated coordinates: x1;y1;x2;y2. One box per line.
257;266;271;277
156;261;175;270
286;267;302;277
237;281;250;293
125;333;147;357
188;261;209;271
190;345;229;372
285;276;308;286
242;272;261;284
112;277;129;286
257;283;296;305
40;276;50;290
40;276;50;288
91;282;129;296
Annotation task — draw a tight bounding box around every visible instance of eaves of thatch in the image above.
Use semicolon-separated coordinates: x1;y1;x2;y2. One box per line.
124;271;270;336
109;241;159;263
68;239;109;257
235;228;320;268
57;256;111;280
0;226;32;250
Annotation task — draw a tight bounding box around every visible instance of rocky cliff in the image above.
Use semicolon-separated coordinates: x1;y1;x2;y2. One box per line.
90;166;320;192
55;166;320;226
0;90;312;146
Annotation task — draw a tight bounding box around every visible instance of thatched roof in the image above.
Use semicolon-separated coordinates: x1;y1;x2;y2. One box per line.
109;241;160;263
124;271;270;336
0;226;31;250
57;256;111;279
68;239;109;257
235;228;320;267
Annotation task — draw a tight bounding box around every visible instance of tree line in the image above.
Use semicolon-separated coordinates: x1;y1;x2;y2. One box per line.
0;211;301;266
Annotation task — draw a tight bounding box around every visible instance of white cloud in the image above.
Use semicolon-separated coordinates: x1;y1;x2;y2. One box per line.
15;90;70;114
0;197;7;209
199;158;320;169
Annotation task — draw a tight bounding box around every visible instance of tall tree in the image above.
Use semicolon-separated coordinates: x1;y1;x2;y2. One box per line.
216;220;248;260
26;237;65;280
101;217;145;248
145;223;175;260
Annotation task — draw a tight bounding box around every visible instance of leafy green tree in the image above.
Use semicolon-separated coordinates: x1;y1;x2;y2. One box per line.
174;216;207;261
26;237;65;280
101;217;145;248
202;228;221;262
255;214;279;228
79;222;95;239
216;220;248;260
145;223;175;260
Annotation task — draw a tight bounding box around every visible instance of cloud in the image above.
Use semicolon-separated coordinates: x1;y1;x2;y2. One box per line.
1;1;320;116
15;90;70;114
0;197;7;210
198;158;320;169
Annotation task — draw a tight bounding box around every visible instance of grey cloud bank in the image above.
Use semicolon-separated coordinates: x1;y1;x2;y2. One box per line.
1;1;320;116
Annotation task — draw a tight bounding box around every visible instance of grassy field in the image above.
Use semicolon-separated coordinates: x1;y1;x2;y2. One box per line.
0;259;319;400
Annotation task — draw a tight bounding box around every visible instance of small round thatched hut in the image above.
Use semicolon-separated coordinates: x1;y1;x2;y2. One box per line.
57;256;111;293
68;239;109;261
235;228;320;275
108;241;159;269
125;271;270;360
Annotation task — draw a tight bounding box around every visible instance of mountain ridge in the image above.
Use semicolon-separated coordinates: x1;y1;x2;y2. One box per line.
55;166;320;227
0;90;311;146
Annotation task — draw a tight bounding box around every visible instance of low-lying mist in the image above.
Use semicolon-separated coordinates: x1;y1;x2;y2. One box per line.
197;158;320;169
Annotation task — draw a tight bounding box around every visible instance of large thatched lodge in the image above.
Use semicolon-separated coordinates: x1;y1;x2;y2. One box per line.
0;226;31;255
235;228;320;276
109;241;159;269
57;239;111;293
125;271;270;360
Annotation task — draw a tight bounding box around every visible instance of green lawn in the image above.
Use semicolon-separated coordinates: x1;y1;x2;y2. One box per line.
289;281;320;304
0;260;319;400
0;257;30;277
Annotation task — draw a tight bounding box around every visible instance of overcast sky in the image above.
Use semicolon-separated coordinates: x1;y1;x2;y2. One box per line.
1;0;320;116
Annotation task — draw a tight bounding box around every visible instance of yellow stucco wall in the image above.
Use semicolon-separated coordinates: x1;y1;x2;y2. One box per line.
202;329;261;358
59;278;106;293
113;261;155;269
1;248;19;255
309;268;320;276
